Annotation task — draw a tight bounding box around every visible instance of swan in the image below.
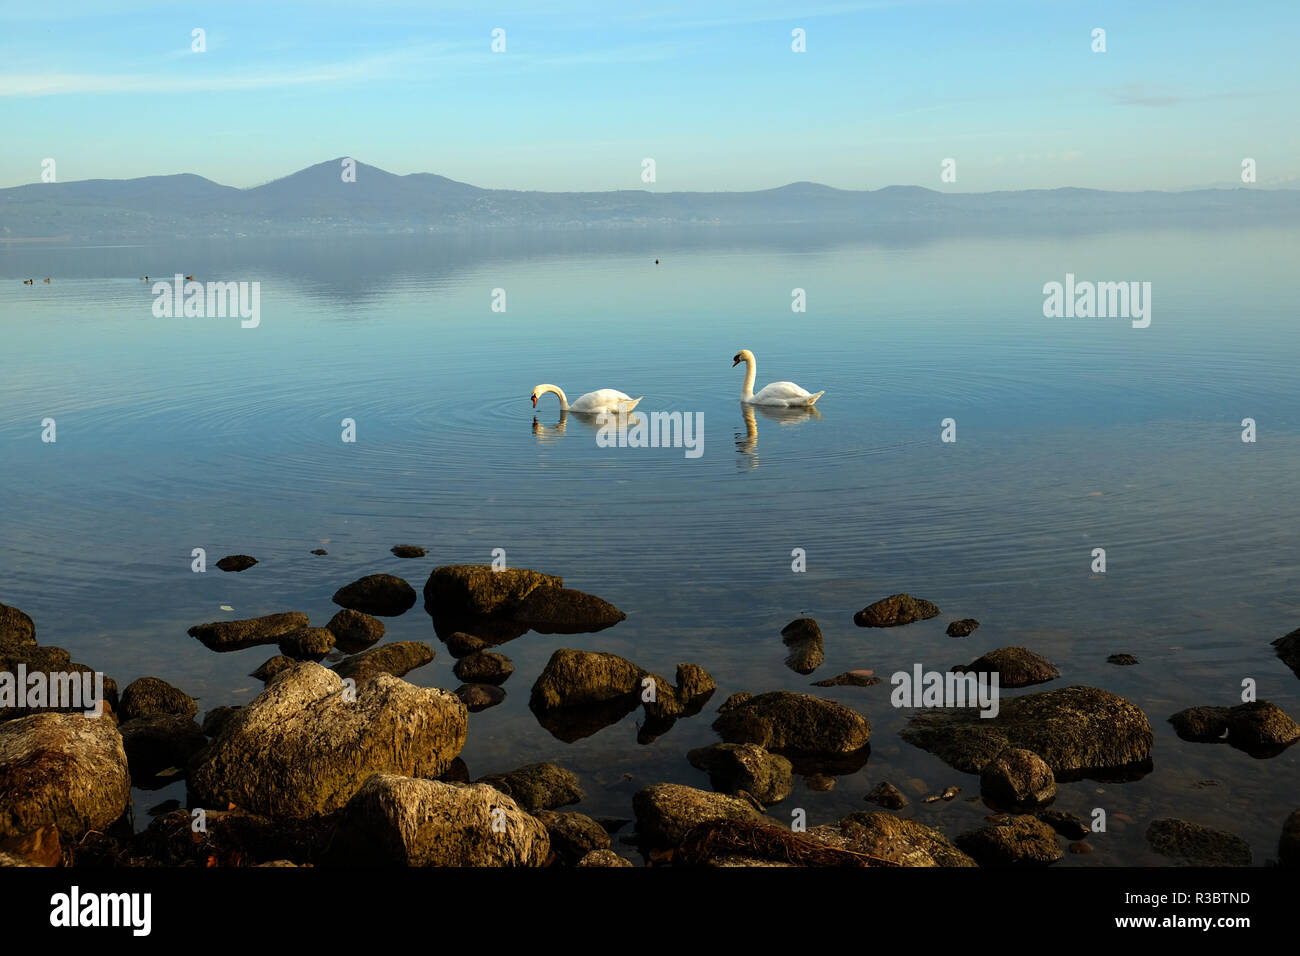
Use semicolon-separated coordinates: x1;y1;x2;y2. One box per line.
531;384;642;415
732;349;824;406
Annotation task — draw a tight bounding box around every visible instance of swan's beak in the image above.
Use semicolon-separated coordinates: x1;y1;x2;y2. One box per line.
732;358;741;367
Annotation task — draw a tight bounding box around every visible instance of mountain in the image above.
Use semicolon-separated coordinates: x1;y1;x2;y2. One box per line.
2;158;1297;240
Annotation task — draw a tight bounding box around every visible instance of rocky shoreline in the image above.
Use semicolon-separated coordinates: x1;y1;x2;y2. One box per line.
2;573;1298;868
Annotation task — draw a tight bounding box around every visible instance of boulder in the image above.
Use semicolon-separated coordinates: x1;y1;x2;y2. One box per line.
0;603;36;650
189;612;310;652
332;574;417;617
424;566;561;617
538;810;611;864
864;781;908;810
201;705;241;738
456;683;505;711
215;554;257;572
453;651;514;685
333;641;434;684
278;627;336;662
956;814;1064;866
119;677;198;720
686;743;793;805
781;618;824;675
1273;628;1300;679
633;783;764;848
980;748;1057;807
711;691;870;758
474;762;582;814
954;646;1060;688
325;609;385;654
445;631;488;658
423;565;624;638
813;670;880;687
853;593;940;628
390;545;426;558
119;714;206;780
1147;819;1251;866
946;619;979;637
808;811;975;866
577;849;634;867
251;655;296;683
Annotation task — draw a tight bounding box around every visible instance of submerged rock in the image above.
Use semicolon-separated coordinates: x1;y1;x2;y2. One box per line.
811;670;880;688
711;691;871;759
946;619;979;638
954;646;1060;688
854;593;940;628
633;783;764;848
980;748;1057;807
901;685;1153;777
0;713;130;840
456;683;505;711
333;641;434;684
310;549;328;556
189;663;467;819
781;618;824;675
444;631;488;658
1038;809;1090;840
332;574;417;617
390;545;426;559
453;651;514;685
331;775;549;866
119;676;198;720
686;743;793;806
1147;818;1251;866
278;627;336;662
1107;653;1139;666
864;781;909;810
215;554;258;572
475;762;582;814
325;609;385;654
956;814;1064;866
189;611;310;652
808;811;976;867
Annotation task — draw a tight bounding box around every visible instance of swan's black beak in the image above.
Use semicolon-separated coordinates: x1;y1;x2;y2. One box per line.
732;357;741;367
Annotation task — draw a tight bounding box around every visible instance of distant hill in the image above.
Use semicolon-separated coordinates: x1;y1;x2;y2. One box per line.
2;158;1296;240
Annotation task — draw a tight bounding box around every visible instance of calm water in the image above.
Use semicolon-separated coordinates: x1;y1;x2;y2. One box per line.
2;226;1298;865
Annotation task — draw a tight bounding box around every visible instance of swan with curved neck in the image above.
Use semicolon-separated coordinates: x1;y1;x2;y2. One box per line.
531;383;642;414
731;349;824;406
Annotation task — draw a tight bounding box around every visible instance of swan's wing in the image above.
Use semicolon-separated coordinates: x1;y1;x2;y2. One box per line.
572;388;634;411
753;381;815;404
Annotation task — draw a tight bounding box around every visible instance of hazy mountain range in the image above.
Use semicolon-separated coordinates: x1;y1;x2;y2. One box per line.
2;158;1296;241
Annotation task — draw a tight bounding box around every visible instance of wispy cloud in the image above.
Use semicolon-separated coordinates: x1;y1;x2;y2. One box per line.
1105;84;1262;108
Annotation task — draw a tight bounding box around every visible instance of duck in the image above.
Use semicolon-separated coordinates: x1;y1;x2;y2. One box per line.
732;348;824;406
531;384;642;415
43;277;50;283
23;279;33;285
185;275;195;281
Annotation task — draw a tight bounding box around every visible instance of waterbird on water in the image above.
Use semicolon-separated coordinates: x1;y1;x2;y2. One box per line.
531;384;642;415
732;348;824;407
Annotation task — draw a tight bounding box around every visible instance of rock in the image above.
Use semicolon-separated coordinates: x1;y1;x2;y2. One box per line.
1107;653;1139;665
332;574;417;617
0;648;117;722
955;646;1060;688
577;849;634;867
425;566;562;617
508;585;627;634
1273;627;1300;679
390;545;426;558
445;631;488;658
1279;809;1300;866
805;773;835;792
718;692;753;712
423;565;624;637
711;691;871;758
438;757;470;783
201;705;241;738
453;651;514;685
854;593;940;628
325;609;385;654
0;825;60;867
310;549;328;556
475;762;582;814
215;554;257;572
1037;809;1090;840
956;814;1064;866
118;676;198;720
330;775;549;866
539;810;611;864
812;670;880;687
1069;841;1092;854
1147;819;1251;866
633;783;764;848
0;713;130;840
189;612;310;652
251;655;296;683
278;627;336;662
456;683;505;711
865;781;909;810
675;662;716;700
901;685;1153;777
333;641;434;684
781;618;824;675
119;714;206;781
1169;705;1229;741
189;663;467;819
980;748;1057;807
946;618;979;637
0;603;36;650
1225;701;1300;754
528;648;645;709
686;743;793;805
808;811;976;866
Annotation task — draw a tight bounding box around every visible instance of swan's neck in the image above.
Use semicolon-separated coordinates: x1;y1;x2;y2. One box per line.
741;355;756;400
539;384;569;410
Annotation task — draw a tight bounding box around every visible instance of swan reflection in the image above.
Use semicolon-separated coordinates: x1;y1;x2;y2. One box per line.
533;409;648;444
735;403;823;468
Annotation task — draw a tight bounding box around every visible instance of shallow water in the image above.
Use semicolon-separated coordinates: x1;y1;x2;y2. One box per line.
1;226;1298;864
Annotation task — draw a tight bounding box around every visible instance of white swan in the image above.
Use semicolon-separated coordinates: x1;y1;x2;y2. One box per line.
732;349;824;406
531;383;642;414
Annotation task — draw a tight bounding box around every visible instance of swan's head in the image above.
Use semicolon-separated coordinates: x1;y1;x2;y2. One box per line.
530;389;539;408
732;349;753;368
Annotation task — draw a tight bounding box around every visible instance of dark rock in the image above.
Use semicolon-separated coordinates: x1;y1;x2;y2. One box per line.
1037;809;1090;840
718;692;752;712
955;646;1060;688
808;811;976;866
1;648;118;721
805;773;835;792
812;670;880;687
577;849;634;867
532;695;641;743
947;619;979;637
1225;701;1300;754
539;810;611;864
201;705;241;738
0;713;130;840
119;714;206;781
445;631;488;658
854;593;940;628
1279;809;1300;866
509;585;627;634
633;783;764;848
453;651;514;685
251;655;296;683
865;781;908;810
438;756;470;783
330;775;549;866
423;565;623;638
215;554;257;572
901;685;1153;777
475;762;582;814
119;676;198;720
189;662;467;820
1273;627;1300;678
310;549;328;556
333;641;434;684
189;612;310;652
0;603;36;650
529;648;653;709
1107;653;1139;665
278;627;336;662
390;545;426;559
711;691;870;758
675;662;716;700
686;743;793;805
1147;818;1251;866
980;748;1057;807
425;565;562;617
456;683;505;711
781;618;824;675
325;609;385;654
332;574;417;617
1169;705;1230;741
956;815;1064;866
132;806;327;867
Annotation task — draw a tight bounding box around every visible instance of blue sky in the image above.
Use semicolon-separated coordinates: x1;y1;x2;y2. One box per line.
1;0;1295;191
